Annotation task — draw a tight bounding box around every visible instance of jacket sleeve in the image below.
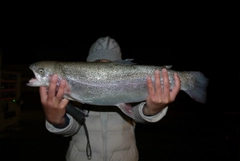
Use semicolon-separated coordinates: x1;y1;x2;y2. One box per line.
45;113;80;137
132;102;168;124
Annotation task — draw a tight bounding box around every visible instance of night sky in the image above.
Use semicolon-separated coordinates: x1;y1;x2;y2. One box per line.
1;4;238;68
1;4;176;65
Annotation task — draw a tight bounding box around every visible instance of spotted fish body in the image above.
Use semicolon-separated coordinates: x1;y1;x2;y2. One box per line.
27;61;209;119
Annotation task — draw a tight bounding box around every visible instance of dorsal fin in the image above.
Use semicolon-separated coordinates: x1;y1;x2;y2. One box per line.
113;59;137;65
164;65;172;69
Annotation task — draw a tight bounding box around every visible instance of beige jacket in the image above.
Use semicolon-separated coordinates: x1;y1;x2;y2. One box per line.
46;102;168;161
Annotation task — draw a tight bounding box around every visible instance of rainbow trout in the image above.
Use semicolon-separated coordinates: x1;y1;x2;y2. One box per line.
27;60;209;119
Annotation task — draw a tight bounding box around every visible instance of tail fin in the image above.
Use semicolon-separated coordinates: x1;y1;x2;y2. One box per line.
184;71;209;104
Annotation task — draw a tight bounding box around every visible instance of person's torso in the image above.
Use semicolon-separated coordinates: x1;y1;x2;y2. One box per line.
66;105;139;161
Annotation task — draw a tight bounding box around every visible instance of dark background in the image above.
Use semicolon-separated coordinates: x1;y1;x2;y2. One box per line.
0;2;240;161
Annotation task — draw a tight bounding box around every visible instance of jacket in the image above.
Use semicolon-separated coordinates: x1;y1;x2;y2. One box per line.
46;102;168;161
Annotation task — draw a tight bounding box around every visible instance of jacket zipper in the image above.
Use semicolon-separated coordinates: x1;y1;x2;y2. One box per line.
102;112;107;161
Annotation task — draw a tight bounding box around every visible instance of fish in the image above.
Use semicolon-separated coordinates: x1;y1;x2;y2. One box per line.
26;60;209;119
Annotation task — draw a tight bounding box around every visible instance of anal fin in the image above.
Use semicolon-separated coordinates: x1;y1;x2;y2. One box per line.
116;103;135;119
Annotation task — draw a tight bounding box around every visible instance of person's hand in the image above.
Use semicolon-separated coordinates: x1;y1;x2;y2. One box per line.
143;68;181;116
39;74;69;126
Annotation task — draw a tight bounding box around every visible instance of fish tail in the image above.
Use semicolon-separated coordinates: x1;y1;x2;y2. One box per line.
182;71;209;104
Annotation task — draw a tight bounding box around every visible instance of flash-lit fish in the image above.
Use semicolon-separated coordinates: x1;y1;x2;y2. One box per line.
27;60;209;119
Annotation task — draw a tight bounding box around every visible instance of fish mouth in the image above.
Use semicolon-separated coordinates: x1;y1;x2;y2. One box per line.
26;77;43;87
26;72;46;87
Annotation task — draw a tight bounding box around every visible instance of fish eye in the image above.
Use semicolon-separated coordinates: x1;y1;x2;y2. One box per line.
38;68;44;74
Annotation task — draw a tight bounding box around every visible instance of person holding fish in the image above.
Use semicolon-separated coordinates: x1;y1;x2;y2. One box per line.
39;36;181;161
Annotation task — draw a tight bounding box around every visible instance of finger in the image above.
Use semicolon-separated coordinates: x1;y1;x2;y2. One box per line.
59;98;70;109
39;86;48;103
47;74;58;100
162;68;170;96
55;79;66;101
147;75;154;96
154;70;162;95
170;72;181;100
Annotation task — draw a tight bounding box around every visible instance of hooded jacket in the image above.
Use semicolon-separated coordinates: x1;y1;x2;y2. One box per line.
46;102;168;161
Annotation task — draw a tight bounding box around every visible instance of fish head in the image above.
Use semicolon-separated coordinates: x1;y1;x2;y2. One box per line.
26;61;60;87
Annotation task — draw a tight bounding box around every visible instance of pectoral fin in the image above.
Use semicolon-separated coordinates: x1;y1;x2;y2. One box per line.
116;103;135;119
